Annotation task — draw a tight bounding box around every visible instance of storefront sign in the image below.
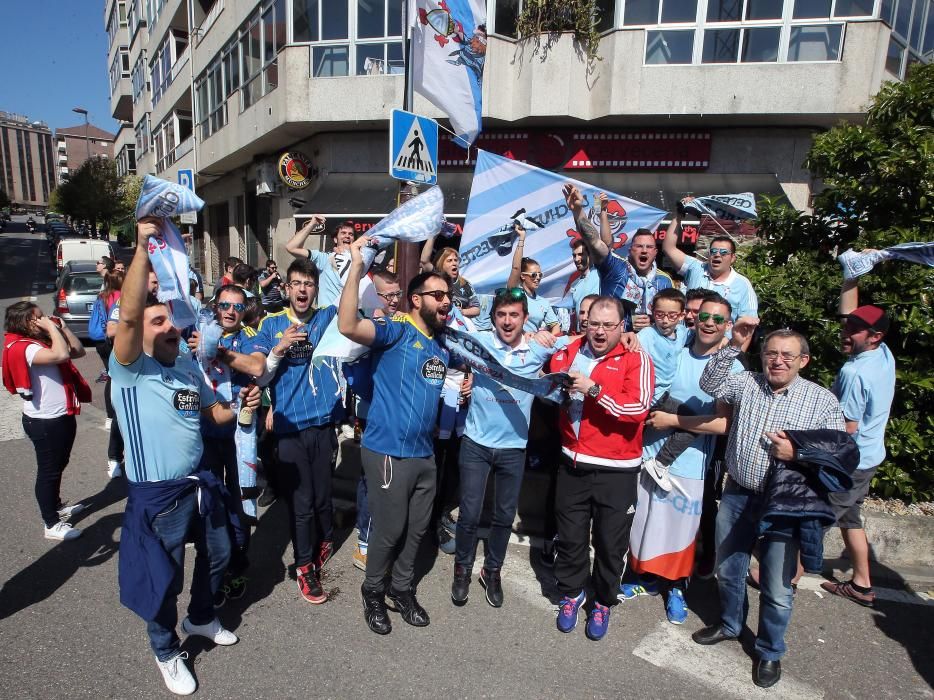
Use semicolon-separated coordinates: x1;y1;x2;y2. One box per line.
278;151;315;190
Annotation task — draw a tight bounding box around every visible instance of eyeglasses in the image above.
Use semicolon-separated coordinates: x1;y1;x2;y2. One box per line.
709;247;734;257
587;321;623;331
216;302;245;312
288;280;316;289
377;291;403;301
653;310;682;320
697;312;727;325
415;290;452;302
494;287;527;301
763;351;803;363
522;272;543;280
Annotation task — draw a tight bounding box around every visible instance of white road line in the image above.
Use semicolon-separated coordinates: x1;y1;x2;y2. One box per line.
632;620;823;699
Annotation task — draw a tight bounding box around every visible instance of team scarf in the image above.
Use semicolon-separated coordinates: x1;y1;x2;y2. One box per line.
682;193;757;221
838;242;934;280
622;261;658;314
135;175;204;329
234;410;258;518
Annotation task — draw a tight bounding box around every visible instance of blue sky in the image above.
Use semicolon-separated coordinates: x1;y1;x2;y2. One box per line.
0;2;119;135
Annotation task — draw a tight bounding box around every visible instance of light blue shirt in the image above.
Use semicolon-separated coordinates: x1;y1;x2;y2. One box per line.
308;249;351;307
568;268;600;316
679;258;758;320
524;292;559;333
642;347;744;480
637;324;689;404
831;342;896;470
464;333;568;449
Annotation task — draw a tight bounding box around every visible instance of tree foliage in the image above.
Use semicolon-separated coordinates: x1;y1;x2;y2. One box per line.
745;63;934;502
54;157;123;229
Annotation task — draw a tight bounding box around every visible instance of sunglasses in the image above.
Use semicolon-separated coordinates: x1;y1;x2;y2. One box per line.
709;247;734;257
216;302;245;312
697;311;727;325
377;291;403;300
494;287;527;300
522;272;543;280
653;310;682;320
415;290;452;302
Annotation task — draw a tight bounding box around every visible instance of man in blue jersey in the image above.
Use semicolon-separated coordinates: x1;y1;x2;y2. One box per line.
450;287;567;608
286;216;358;306
111;219;260;696
235;258;344;605
566;238;600;331
338;236;451;636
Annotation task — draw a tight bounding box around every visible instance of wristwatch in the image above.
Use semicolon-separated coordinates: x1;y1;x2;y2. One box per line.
587;383;601;399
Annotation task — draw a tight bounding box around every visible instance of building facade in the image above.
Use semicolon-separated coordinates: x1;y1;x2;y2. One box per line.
54;125;116;183
107;0;932;282
0;111;57;208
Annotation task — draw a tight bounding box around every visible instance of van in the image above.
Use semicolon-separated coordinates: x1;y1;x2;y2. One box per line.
56;239;113;271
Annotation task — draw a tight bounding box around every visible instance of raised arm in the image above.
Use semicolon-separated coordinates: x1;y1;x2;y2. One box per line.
507;225;526;289
337;237;377;345
597;193;614;249
562;183;609;266
113;219;159;365
699;318;757;399
420;234;438;273
285;216;325;259
29;316;72;365
840;278;859;316
662;204;688;272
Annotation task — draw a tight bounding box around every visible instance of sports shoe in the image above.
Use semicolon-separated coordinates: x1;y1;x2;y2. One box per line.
438;526;456;555
440;511;457;537
643;457;673;492
296;563;327;604
362;584;392;635
666;587;688;624
315;540;334;571
820;579;876;607
225;575;247;600
95;370;109;384
257;487;277;508
352;543;367;571
56;503;85;521
213;587;227;609
585;602;611;641
156;652;196;695
451;564;470;606
386;587;430;627
107;460;123;479
180;616;239;645
44;521;81;541
479;567;503;608
556;590;587;633
618;579;659;601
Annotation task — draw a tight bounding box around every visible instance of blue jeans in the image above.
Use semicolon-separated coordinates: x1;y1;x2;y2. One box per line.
146;491;231;662
455;436;526;571
356;474;371;547
716;479;799;661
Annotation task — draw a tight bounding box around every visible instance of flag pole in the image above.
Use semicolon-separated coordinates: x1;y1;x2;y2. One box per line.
396;0;420;308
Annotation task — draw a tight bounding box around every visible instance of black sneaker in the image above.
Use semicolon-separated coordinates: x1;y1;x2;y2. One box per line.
226;574;247;600
386;587;430;627
479;568;503;608
361;584;392;635
451;564;470;606
213;587;227;609
257;487;277;508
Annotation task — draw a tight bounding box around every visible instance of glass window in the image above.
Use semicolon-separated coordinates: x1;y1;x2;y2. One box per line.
923;1;934;53
885;36;904;75
224;44;239;96
895;0;913;36
388;0;403;35
273;0;287;50
313;45;350;76
745;0;783;19
661;0;697;23
880;0;896;22
358;0;385;39
646;29;695;62
323;0;349;40
263;6;276;62
741;26;780;61
703;28;740;61
293;0;320;42
788;23;842;60
625;0;660;25
387;41;404;71
833;0;875;15
495;0;520;36
909;0;926;47
596;0;617;31
793;0;832;17
357;43;385;74
706;0;741;21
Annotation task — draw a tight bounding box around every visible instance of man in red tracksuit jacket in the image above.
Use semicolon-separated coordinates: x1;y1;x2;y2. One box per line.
548;295;654;642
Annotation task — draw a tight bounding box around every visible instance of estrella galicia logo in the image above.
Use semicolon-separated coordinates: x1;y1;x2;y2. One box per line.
421;356;446;385
173;389;201;418
287;340;314;360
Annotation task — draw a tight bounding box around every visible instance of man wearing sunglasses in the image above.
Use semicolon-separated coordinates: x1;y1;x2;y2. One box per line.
339;236;451;636
258;259;284;313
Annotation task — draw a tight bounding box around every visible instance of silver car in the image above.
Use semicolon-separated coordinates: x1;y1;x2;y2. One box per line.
53;261;103;340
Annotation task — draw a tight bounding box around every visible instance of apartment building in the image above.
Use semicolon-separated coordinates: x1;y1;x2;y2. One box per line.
0;111;57;208
54;124;116;183
107;0;932;282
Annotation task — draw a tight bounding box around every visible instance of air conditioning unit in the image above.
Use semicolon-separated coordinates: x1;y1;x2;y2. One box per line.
255;160;279;197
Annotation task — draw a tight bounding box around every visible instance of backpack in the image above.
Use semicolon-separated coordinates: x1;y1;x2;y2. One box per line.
88;297;107;342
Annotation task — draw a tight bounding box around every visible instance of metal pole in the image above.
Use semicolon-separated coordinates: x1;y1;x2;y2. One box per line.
396;0;419;308
84;113;90;162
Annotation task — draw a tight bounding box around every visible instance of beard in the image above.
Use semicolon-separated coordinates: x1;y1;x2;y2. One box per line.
419;304;446;333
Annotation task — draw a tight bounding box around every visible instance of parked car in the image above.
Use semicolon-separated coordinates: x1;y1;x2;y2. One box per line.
53;261;103;340
56;238;113;272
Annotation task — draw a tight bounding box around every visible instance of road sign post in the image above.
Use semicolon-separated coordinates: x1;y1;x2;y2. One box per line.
177;169;197;224
390;109;438;185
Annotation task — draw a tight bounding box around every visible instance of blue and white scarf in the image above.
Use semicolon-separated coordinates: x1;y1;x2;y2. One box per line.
838;242;934;280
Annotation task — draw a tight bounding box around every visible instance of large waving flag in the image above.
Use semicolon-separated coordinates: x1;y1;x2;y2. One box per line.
411;0;486;148
460;151;667;300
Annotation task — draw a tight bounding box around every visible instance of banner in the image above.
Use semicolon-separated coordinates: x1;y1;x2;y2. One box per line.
682;193;757;221
411;0;486;148
444;328;570;403
459;150;667;300
838;242;934;280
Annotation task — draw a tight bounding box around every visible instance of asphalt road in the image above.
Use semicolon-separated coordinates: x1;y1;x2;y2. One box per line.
0;223;931;699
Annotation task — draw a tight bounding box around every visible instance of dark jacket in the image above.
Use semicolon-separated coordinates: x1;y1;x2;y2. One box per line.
758;429;860;573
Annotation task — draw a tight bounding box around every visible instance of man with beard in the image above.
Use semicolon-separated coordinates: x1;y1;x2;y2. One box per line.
338;236;451;636
286;217;358;306
562;184;673;332
237;258;344;605
565;238;600;331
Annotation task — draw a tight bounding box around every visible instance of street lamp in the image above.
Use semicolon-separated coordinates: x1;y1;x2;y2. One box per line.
72;107;90;163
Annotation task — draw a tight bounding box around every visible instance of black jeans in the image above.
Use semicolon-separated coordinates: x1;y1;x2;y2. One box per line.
104;376;124;462
22;414;77;527
276;424;336;568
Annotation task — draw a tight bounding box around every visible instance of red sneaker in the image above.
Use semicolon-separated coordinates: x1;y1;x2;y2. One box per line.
315;539;334;571
296;563;327;604
820;579;875;607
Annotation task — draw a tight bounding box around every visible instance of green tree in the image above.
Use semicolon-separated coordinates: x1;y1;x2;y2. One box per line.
745;63;934;502
55;157;122;233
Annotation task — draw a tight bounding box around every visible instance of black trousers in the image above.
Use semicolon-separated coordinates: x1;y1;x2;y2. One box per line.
554;458;638;607
104;376;124;462
200;435;251;573
276;424;336;568
22;414;77;527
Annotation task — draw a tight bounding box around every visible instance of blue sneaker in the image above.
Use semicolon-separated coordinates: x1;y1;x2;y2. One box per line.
585;602;611;641
666;587;688;625
556;591;587;633
618;579;659;601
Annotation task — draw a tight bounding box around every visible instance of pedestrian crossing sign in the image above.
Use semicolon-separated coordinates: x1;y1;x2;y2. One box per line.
390;109;438;185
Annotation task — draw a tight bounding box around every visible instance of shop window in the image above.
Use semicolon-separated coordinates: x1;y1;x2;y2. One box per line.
646;29;695;62
787;23;843;60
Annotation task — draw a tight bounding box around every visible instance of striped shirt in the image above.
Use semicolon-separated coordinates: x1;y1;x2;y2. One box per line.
700;346;845;492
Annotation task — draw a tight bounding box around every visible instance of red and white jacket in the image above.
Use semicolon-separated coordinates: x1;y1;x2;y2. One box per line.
547;337;654;470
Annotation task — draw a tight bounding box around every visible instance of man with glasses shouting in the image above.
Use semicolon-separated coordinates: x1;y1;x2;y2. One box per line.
693;320;846;689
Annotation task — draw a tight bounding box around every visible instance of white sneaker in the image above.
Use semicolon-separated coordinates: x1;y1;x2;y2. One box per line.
57;503;86;520
180;616;239;646
643;458;673;492
340;423;355;439
107;460;123;478
156;652;196;695
104;417;112;430
44;521;81;540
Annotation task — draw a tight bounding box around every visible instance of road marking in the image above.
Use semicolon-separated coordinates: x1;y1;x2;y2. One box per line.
633;620;823;699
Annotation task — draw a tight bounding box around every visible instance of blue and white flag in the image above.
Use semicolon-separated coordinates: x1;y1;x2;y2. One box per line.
411;0;486;148
838;242;934;280
683;193;757;221
135;175;205;328
460;151;667;300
